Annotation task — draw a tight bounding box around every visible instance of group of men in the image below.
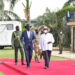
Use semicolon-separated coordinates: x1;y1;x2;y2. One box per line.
11;24;64;69
12;24;35;68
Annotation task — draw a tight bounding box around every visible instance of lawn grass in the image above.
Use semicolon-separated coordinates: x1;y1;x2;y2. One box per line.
51;56;72;60
0;47;74;60
0;72;5;75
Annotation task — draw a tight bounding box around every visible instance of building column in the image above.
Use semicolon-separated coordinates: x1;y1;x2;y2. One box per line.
71;26;73;51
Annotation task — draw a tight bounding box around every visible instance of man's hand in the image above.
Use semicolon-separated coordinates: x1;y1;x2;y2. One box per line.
22;42;25;46
12;46;14;49
32;40;35;44
48;42;52;44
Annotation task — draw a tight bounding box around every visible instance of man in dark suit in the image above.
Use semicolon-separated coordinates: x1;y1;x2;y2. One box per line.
21;24;36;68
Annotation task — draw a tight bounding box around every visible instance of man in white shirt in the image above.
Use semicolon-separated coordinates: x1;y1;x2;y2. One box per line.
39;27;55;69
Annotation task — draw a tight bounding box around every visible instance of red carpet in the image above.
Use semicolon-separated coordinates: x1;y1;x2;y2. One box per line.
0;59;75;75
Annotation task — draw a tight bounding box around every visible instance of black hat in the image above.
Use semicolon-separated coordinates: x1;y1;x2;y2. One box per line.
25;24;31;28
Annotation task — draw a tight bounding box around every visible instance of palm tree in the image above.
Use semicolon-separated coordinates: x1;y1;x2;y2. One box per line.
7;0;19;10
23;0;31;24
3;10;21;21
0;0;4;20
63;0;75;8
0;0;20;21
8;0;31;24
0;0;31;23
36;8;56;27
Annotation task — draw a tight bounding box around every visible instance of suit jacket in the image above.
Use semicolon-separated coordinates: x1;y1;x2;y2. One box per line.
21;30;36;50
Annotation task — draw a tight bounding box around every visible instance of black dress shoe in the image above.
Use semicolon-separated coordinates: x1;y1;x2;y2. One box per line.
59;52;62;54
38;61;40;63
27;64;30;68
37;60;40;63
27;65;30;68
22;63;25;65
15;62;17;65
27;66;30;68
47;66;49;68
44;66;47;69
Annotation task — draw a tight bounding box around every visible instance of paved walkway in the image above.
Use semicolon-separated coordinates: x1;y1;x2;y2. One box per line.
52;51;75;59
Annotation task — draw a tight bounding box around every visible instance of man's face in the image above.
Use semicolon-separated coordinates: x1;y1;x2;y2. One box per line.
36;31;38;34
44;30;48;34
26;26;30;31
16;27;19;31
60;31;63;34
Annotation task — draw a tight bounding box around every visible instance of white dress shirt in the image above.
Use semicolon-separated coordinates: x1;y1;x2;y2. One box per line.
27;31;30;39
39;33;55;51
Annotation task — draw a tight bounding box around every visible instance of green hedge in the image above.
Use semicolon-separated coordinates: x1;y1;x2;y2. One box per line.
22;21;26;31
55;6;75;47
56;6;75;29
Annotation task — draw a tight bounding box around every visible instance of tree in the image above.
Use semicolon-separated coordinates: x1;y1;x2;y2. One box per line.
23;0;31;24
7;0;31;24
3;10;21;21
0;0;20;21
36;8;56;28
63;0;75;8
0;0;31;22
0;0;4;20
7;0;20;9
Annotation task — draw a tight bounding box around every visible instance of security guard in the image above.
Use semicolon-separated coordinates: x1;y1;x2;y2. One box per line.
58;30;65;54
11;26;24;65
34;28;40;63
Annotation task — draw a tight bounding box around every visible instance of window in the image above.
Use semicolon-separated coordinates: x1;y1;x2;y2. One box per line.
7;24;13;30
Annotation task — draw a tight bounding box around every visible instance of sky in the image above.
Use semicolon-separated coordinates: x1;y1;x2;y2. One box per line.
4;0;68;20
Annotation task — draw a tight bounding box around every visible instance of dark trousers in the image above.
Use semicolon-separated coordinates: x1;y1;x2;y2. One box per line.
43;50;51;67
59;44;63;54
40;52;44;59
15;47;24;64
25;46;33;67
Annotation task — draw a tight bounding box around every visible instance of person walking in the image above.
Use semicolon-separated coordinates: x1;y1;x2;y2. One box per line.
58;30;65;54
11;26;24;65
39;27;55;69
34;28;40;63
21;24;36;68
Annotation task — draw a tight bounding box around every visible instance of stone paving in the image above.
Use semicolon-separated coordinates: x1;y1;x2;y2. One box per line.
52;51;75;59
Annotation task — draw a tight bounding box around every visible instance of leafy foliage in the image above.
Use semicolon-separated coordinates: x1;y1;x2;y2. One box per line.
36;8;57;28
22;21;26;31
0;10;21;21
63;0;75;8
56;6;75;29
7;0;19;9
0;0;21;21
56;6;75;47
4;10;21;21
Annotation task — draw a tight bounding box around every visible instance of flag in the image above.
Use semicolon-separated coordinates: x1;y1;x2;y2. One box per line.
66;11;71;22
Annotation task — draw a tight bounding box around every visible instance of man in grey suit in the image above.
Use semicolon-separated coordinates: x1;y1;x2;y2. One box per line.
21;24;36;68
